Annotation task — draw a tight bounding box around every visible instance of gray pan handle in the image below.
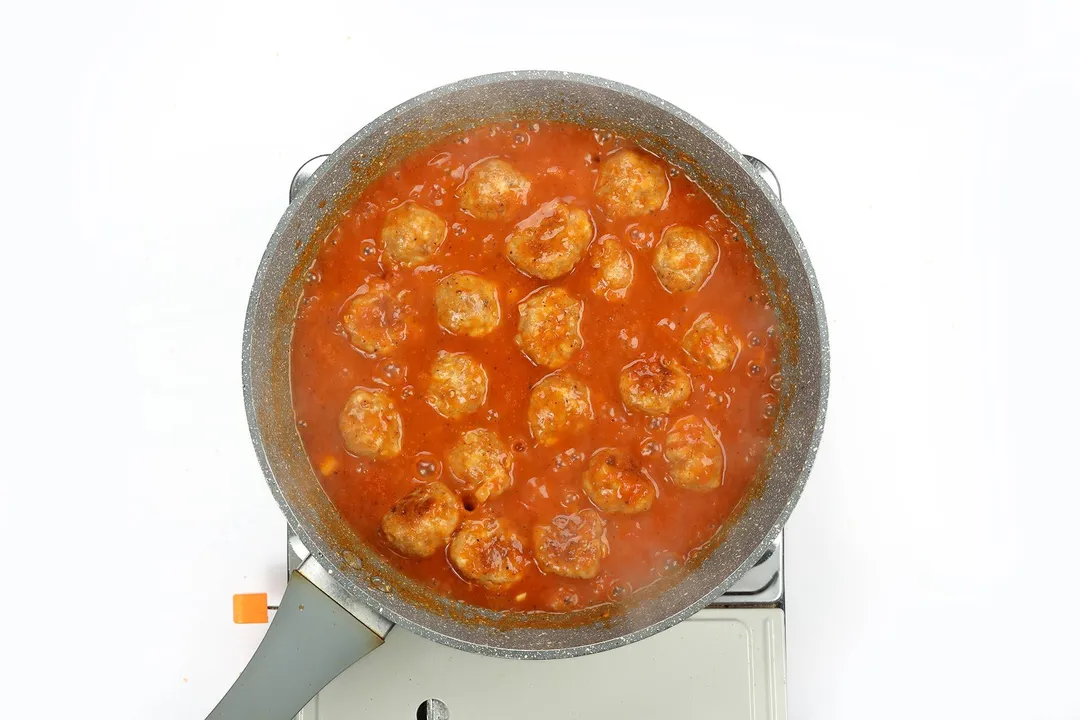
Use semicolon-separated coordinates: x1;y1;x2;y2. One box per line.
209;157;395;719
206;564;388;720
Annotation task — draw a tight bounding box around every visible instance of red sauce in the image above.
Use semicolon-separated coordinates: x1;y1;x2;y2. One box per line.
291;122;781;612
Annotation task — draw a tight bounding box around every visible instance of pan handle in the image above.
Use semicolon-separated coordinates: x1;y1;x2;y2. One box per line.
206;555;393;720
290;155;330;203
210;156;396;719
742;154;782;201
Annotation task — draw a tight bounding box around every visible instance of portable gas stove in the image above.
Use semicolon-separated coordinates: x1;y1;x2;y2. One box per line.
273;153;789;720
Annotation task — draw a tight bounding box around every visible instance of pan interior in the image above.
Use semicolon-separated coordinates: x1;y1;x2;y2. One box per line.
243;71;828;658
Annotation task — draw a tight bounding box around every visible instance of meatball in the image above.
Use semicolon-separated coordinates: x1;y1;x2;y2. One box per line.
665;415;725;490
619;356;692;415
533;509;609;579
505;200;595;280
447;428;514;505
457;158;530;220
515;287;584;369
381;202;447;268
341;281;408;356
380;482;462;558
338;387;403;460
595;149;669;218
582;448;656;514
653;226;718;293
449;518;528;591
527;371;593;446
434;272;501;337
425;352;488;420
682;312;739;372
587;235;635;301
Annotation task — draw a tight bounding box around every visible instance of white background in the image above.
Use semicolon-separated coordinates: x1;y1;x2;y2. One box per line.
1;0;1078;717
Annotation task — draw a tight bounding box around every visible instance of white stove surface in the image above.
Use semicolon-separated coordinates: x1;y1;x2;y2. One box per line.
298;607;786;720
286;529;786;720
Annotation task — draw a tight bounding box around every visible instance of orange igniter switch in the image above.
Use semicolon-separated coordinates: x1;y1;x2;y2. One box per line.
232;593;269;624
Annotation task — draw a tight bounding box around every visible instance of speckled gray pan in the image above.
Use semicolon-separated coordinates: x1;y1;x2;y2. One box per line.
242;70;829;659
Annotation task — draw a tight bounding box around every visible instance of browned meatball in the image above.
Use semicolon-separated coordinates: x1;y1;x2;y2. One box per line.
381;202;447;268
682;312;739;372
653;226;718;293
618;356;692;415
533;509;609;579
582;448;656;514
527;371;593;447
341;281;408;356
595;149;669;218
458;158;530;220
338;387;403;459
434;272;501;337
505;200;595;280
515;286;584;369
449;517;528;591
425;352;488;420
380;482;462;558
587;235;635;301
665;415;725;490
447;428;514;505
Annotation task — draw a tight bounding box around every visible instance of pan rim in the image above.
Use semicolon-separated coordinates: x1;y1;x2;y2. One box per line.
242;69;830;659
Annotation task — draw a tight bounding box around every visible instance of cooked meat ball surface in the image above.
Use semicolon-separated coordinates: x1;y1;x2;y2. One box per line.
449;518;528;591
381;201;447;268
447;428;514;505
583;448;656;514
380;482;462;558
425;352;488;420
527;371;594;447
458;158;530;220
533;509;609;579
665;415;725;491
515;286;584;369
682;312;739;372
653;226;718;293
505;199;595;280
341;281;408;356
587;235;635;301
338;387;403;459
434;272;501;337
618;356;692;415
595;149;669;218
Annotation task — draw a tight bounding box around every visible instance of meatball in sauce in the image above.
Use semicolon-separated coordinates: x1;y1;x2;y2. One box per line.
447;428;514;506
505;199;595;280
533;509;609;579
381;482;462;558
434;272;501;337
381;201;447;268
596;149;669;218
449;518;528;591
515;286;585;369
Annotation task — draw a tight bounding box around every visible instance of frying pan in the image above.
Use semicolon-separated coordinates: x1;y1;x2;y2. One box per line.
209;70;829;719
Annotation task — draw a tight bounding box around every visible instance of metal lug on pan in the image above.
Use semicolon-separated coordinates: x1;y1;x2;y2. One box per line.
286;529;393;636
290;155;330;203
296;555;395;639
742;155;782;201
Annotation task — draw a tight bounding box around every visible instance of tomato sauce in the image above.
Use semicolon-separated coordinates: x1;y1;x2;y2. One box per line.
290;122;781;612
